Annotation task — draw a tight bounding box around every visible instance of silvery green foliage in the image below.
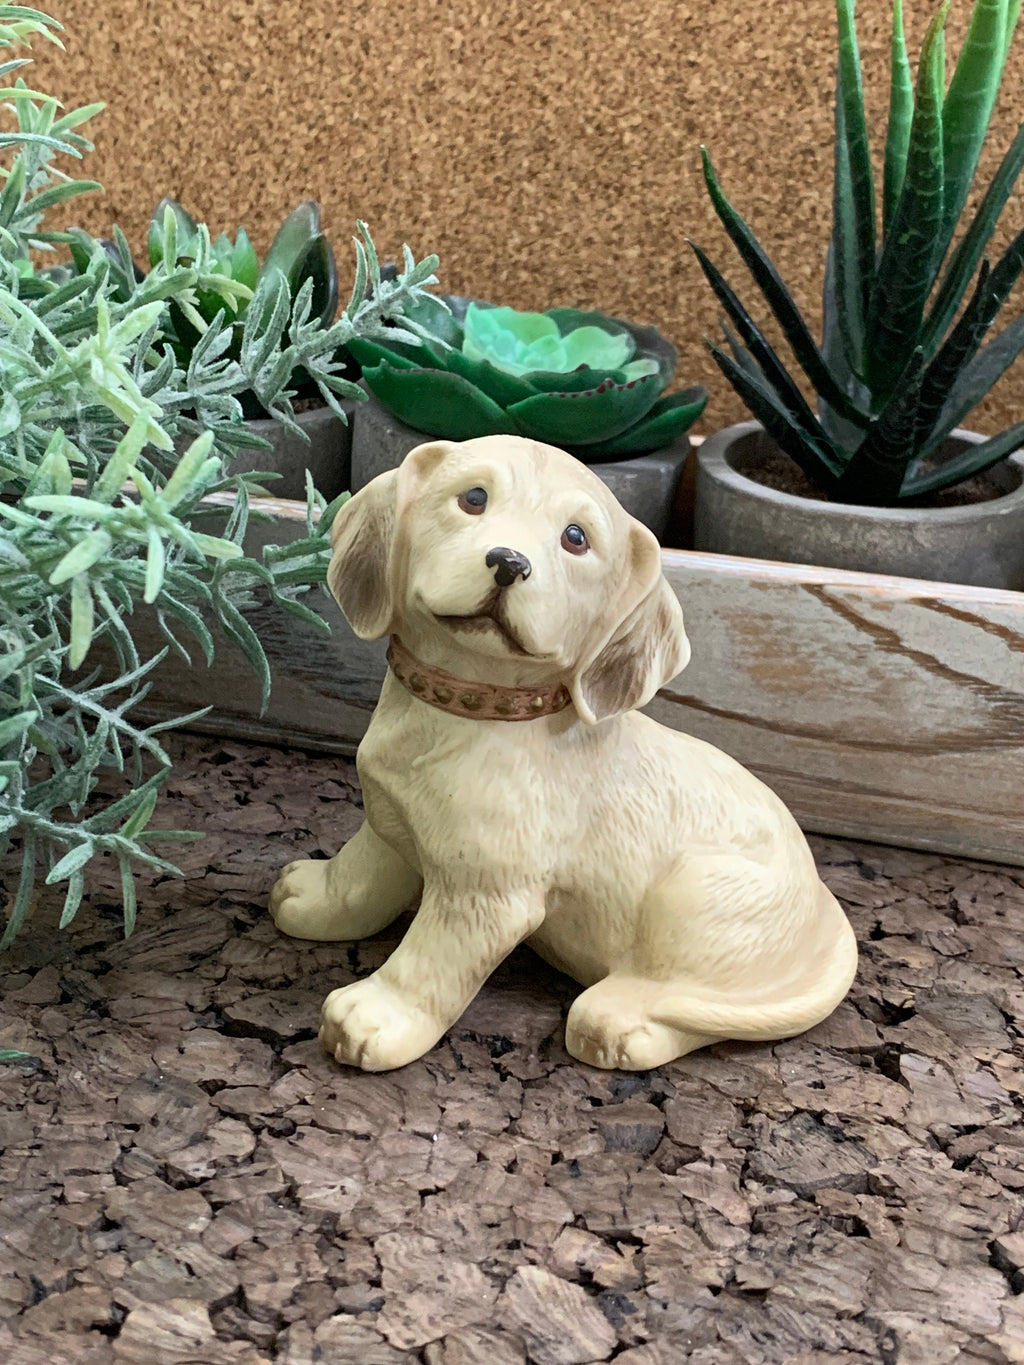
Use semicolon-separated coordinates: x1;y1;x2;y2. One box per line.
0;7;440;947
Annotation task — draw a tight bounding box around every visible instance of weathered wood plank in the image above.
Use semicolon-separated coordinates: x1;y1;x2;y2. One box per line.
128;497;1024;866
652;550;1024;866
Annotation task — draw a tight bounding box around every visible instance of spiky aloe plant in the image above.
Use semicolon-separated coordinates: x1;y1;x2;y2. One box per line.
694;0;1024;507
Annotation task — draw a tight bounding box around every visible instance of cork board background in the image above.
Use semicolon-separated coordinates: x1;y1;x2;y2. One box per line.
29;0;1024;436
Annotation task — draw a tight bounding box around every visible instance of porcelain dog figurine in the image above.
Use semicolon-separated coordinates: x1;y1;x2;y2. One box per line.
270;435;857;1071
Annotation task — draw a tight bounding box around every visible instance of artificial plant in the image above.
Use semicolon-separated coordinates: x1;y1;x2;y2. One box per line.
0;7;440;948
694;0;1024;506
141;198;347;416
348;295;708;459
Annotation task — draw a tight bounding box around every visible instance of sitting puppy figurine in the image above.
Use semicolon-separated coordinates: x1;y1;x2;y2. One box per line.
270;435;857;1071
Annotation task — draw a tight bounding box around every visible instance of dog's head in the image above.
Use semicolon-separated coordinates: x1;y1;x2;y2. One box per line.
327;435;690;723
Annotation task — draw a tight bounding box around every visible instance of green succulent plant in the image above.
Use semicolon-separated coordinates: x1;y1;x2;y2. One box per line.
348;295;708;459
694;0;1024;507
140;199;342;417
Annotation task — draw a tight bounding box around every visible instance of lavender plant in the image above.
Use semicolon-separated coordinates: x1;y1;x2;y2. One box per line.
142;196;347;417
0;7;440;947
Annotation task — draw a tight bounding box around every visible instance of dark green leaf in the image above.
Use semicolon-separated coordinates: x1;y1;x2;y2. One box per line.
293;234;338;328
924;311;1024;447
577;386;708;457
346;334;439;372
506;374;661;446
868;6;946;390
360;362;519;439
836;350;926;504
915;261;997;448
706;339;845;488
718;317;761;376
521;366;621;395
922;220;1024;434
883;0;915;237
925;121;1024;352
940;0;1011;253
820;243;872;452
431;348;540;407
902;417;1024;495
699;149;868;423
691;241;863;454
263;201;321;285
834;0;877;329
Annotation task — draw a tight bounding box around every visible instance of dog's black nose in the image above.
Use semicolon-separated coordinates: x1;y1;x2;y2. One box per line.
486;546;532;587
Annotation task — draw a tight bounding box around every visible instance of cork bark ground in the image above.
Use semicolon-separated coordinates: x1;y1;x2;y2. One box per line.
1;732;1023;1364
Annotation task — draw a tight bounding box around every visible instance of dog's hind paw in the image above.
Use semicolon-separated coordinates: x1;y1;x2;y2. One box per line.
270;857;365;944
320;975;440;1071
565;978;716;1070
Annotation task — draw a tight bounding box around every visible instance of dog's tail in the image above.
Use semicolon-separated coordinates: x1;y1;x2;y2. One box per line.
646;886;859;1044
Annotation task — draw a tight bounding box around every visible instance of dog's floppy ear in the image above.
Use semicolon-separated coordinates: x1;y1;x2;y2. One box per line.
326;468;399;639
401;437;457;485
570;524;690;725
325;440;458;639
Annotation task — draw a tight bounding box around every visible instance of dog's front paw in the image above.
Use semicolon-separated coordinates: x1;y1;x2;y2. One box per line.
320;975;440;1071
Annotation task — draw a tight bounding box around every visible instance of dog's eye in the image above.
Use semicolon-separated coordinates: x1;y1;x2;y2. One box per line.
561;524;589;555
457;487;488;515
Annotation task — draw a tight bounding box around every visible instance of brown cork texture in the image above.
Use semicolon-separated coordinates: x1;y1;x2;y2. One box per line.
28;0;1024;437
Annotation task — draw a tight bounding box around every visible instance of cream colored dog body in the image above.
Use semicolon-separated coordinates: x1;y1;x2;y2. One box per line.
270;436;857;1071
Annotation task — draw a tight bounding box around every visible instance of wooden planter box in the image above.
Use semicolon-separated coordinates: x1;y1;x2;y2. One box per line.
133;494;1024;868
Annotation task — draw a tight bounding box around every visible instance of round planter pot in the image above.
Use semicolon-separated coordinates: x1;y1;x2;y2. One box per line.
230;401;354;502
351;390;693;543
695;420;1024;590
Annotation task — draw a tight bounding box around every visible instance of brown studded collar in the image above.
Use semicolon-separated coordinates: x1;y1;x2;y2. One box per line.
386;636;572;722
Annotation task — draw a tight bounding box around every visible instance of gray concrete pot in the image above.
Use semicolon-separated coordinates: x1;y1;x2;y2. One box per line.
350;390;693;543
230;401;354;502
695;421;1024;590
